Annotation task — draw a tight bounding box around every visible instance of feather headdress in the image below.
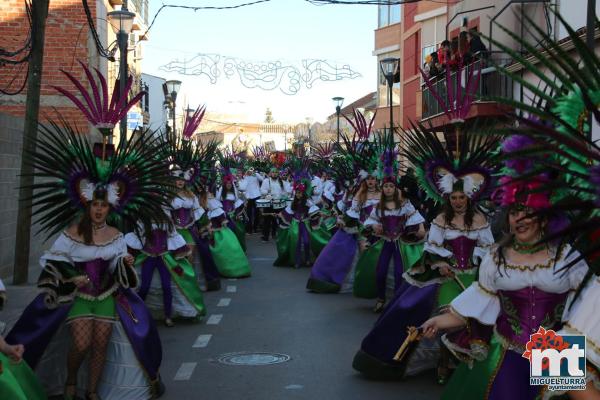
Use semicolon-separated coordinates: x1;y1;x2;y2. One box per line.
29;117;173;238
401;120;499;204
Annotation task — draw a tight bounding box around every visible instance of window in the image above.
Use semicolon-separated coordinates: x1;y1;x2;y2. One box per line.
378;4;401;28
421;45;436;71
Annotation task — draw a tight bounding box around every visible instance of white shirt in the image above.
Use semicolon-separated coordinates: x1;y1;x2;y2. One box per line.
260;178;285;199
238;174;262;200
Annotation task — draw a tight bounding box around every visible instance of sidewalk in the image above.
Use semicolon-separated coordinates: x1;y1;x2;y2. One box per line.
0;264;41;335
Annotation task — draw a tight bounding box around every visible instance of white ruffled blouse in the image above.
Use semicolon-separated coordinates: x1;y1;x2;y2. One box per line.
363;200;425;228
346;198;380;220
560;276;600;370
40;232;128;274
424;221;495;266
451;245;588;326
124;223;187;252
170;195;204;222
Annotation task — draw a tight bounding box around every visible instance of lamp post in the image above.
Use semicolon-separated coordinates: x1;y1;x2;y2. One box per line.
164;80;182;135
379;57;399;136
332;96;344;145
107;4;135;145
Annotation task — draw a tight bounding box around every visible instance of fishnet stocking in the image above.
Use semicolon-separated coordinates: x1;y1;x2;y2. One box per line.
88;320;113;394
66;319;93;385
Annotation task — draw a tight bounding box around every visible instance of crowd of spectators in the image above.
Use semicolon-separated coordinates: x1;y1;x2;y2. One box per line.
422;29;489;80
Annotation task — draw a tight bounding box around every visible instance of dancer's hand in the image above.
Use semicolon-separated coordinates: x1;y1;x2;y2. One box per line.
0;339;24;362
373;224;383;235
73;275;90;288
421;312;466;339
124;254;135;267
439;266;453;277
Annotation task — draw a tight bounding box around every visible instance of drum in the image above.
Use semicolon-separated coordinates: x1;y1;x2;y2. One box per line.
272;199;286;209
256;199;271;208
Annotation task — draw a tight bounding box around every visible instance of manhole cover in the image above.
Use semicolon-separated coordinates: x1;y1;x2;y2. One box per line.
217;352;291;366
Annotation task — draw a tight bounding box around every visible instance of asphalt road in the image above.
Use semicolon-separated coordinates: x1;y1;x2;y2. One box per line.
156;235;444;400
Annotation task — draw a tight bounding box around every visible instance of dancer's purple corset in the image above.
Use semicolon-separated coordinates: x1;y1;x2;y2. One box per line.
211;214;227;227
496;287;567;347
381;215;407;240
75;259;115;297
293;205;309;221
222;199;235;213
360;205;374;224
143;229;168;256
171;208;193;228
445;237;477;270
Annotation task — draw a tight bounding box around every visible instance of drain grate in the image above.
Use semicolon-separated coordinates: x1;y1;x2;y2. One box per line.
217;352;291;366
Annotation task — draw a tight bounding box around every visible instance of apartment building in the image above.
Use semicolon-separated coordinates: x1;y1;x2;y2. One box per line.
374;0;600;139
0;0;150;142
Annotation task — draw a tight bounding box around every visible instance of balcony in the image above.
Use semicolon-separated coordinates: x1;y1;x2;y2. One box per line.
421;57;513;126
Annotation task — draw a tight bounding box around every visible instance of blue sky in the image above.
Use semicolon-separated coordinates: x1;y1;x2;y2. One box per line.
143;0;377;123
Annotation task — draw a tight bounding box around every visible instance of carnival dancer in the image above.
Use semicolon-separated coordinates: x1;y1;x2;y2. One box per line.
306;115;378;294
361;133;426;312
414;116;589;398
125;215;207;327
216;170;247;251
206;191;252;278
6;119;166;399
273;169;321;268
166;116;223;292
352;126;497;382
260;167;286;242
350;174;383;298
238;166;263;234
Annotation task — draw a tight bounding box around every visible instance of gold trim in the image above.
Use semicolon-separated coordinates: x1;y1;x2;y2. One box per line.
63;231;123;247
431;220;490;233
493;244;565;272
485;344;507;400
564;323;600;355
476;283;497;297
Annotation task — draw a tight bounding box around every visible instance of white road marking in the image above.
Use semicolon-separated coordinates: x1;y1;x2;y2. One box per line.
217;298;231;307
228;278;238;281
226;285;237;293
174;362;197;381
207;314;223;325
285;384;304;390
192;334;212;348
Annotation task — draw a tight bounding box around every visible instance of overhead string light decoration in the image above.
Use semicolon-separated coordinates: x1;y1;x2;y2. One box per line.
159;53;361;95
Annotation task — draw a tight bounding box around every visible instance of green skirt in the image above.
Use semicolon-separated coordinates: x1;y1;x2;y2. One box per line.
0;353;47;400
441;335;505;400
353;240;425;299
230;219;246;252
310;225;332;257
210;228;251;278
135;253;207;316
274;220;320;267
353;241;383;299
437;271;476;308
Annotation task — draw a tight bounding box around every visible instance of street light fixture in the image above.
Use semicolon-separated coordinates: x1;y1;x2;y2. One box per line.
107;5;136;145
164;80;182;135
379;57;399;137
332;96;344;145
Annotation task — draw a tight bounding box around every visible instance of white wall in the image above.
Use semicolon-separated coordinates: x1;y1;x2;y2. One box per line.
557;0;600;40
141;73;167;133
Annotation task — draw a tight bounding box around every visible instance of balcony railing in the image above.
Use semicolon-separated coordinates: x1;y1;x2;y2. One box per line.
421;57;513;120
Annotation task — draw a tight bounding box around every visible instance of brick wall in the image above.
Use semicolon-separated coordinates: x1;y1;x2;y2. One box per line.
0;0;103;133
0;113;49;280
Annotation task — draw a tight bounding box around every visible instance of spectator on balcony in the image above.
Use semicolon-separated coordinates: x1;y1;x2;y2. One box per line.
437;40;451;70
459;31;472;65
468;29;489;62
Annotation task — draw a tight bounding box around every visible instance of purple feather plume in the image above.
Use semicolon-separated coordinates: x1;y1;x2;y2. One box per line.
53;61;146;134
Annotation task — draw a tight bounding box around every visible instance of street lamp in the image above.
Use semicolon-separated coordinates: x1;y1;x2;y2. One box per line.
379;57;399;136
164;80;182;134
107;5;135;145
332;96;344;145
